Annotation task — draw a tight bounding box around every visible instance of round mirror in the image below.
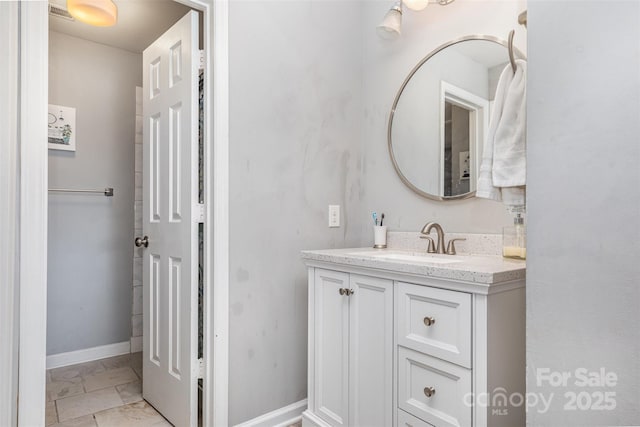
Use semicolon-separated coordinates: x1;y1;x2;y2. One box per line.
388;35;525;200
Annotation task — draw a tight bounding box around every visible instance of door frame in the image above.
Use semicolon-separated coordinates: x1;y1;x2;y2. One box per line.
439;81;489;197
0;3;25;427
14;1;229;426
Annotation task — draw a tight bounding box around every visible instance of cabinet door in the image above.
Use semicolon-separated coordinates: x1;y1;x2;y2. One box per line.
348;275;393;427
314;269;350;427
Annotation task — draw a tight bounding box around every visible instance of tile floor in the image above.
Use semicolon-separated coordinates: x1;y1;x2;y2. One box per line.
46;352;171;427
46;353;304;427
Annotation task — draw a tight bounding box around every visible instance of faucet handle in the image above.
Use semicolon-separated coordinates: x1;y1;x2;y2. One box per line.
420;236;437;253
446;238;466;255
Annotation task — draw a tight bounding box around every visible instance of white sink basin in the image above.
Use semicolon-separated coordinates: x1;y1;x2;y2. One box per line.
348;251;463;265
374;253;462;264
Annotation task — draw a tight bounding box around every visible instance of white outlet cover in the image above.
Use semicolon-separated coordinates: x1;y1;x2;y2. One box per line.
329;205;340;227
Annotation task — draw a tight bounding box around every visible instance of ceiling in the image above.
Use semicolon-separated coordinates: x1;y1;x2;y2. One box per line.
49;0;194;54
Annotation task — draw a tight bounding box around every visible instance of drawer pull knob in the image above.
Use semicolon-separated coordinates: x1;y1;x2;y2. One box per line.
423;316;436;326
424;386;436;398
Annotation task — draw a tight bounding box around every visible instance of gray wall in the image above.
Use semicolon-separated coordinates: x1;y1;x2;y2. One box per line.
228;1;364;423
527;2;640;425
47;31;141;355
227;0;528;423
359;0;526;235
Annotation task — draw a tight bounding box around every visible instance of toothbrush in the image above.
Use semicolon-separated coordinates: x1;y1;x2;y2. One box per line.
380;213;385;226
372;212;378;226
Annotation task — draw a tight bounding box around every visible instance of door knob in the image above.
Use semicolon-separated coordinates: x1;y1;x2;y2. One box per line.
423;316;436;326
339;288;346;295
134;236;149;248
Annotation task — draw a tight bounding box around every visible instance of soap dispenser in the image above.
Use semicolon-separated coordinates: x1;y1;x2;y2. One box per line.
503;213;526;259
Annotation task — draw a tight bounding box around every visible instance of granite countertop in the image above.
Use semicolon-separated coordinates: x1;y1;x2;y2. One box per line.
301;247;526;285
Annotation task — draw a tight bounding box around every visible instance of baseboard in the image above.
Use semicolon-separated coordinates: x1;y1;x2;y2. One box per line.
301;411;331;427
234;399;307;427
46;341;131;369
130;336;143;353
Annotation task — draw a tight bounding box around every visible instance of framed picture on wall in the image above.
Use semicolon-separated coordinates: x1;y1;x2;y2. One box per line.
48;104;76;151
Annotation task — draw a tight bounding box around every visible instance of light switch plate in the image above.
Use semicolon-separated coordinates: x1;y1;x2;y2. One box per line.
329;205;340;227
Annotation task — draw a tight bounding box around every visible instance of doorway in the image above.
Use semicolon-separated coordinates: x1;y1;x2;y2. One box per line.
439;81;489;197
46;2;197;425
9;1;228;425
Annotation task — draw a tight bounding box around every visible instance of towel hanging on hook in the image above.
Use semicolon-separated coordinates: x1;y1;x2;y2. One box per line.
509;10;528;74
508;30;517;74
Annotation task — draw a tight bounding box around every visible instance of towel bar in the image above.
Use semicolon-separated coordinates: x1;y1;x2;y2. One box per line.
48;187;114;197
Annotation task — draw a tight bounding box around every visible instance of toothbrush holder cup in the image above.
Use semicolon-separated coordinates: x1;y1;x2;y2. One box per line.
373;225;388;249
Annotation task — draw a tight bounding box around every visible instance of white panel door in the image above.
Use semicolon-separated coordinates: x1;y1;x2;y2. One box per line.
348;275;393;427
314;269;350;427
142;11;199;427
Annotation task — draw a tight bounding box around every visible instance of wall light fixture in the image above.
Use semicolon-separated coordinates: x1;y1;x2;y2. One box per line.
377;0;455;39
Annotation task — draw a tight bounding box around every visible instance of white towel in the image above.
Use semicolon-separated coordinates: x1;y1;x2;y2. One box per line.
476;59;527;206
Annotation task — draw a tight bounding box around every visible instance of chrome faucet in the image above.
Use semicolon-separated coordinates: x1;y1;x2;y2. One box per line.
420;222;446;254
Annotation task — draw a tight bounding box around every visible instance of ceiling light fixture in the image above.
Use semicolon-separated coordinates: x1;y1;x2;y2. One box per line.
66;0;117;27
404;0;429;12
377;0;455;39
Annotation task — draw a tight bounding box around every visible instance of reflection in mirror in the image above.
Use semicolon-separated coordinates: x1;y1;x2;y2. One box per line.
389;36;524;200
441;81;489;197
444;101;471;196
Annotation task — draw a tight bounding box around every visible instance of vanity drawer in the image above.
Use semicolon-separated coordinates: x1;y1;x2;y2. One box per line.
398;408;434;427
398;346;471;427
396;282;471;368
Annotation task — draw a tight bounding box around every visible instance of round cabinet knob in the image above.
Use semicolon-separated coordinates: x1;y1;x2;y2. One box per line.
424;386;436;398
423;316;436;326
134;236;149;248
345;289;355;296
339;288;346;295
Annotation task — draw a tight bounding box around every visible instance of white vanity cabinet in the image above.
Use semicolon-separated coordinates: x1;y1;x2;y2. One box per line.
307;268;393;427
302;249;526;427
395;283;473;427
